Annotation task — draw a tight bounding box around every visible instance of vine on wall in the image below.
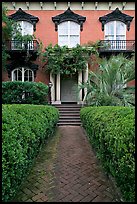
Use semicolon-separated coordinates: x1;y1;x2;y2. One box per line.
42;43;99;75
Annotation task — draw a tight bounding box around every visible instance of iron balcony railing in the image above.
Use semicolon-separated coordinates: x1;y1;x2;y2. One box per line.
99;40;135;52
5;40;39;51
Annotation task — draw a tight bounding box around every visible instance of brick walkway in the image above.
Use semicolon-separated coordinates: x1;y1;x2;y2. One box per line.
13;126;122;202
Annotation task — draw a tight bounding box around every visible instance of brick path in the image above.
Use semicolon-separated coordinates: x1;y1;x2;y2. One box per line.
13;126;122;202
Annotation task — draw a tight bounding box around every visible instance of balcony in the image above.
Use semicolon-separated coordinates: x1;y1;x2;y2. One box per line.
5;40;39;61
99;40;135;57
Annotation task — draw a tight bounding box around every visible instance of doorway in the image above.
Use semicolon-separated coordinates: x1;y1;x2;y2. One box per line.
60;74;78;103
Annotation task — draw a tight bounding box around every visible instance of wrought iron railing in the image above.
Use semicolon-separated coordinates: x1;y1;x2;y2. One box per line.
99;40;135;52
5;40;39;51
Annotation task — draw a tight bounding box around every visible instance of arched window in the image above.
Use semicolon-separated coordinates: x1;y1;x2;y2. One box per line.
58;21;80;48
12;21;33;50
104;21;126;50
12;67;34;82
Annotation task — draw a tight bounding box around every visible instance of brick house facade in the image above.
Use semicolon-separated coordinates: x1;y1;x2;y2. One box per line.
3;1;135;104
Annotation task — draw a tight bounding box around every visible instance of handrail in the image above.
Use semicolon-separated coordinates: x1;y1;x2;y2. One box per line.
5;40;39;51
99;40;135;51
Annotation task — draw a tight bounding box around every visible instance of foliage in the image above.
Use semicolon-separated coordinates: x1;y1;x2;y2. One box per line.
2;4;41;69
2;3;13;69
80;106;135;202
2;3;13;41
2;81;49;105
79;54;135;106
2;104;59;202
42;43;98;75
2;4;34;69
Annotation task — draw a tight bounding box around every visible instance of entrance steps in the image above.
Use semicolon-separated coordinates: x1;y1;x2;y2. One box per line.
53;104;82;126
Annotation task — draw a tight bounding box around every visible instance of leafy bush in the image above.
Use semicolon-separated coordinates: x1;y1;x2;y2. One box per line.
80;106;135;202
2;81;49;105
2;104;59;202
79;54;135;106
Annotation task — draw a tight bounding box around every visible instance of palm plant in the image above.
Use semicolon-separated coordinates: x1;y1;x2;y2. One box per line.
79;54;135;106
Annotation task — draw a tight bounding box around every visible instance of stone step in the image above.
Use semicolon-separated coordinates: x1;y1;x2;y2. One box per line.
59;117;80;120
60;113;80;116
59;110;80;114
57;107;81;110
57;122;82;126
59;119;81;122
53;104;82;126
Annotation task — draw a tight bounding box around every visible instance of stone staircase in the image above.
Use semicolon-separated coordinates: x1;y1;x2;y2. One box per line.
53;104;82;126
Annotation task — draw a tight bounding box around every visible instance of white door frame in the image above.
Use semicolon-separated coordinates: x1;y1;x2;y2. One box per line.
50;64;88;104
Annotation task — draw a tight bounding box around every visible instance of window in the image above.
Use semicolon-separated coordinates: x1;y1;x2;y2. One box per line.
12;67;34;82
12;21;33;50
58;21;80;48
104;21;126;50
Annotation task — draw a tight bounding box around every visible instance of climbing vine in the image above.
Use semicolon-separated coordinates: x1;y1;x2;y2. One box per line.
42;43;99;75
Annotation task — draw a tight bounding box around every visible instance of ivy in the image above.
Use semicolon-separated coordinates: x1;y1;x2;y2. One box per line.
2;3;13;70
43;43;99;75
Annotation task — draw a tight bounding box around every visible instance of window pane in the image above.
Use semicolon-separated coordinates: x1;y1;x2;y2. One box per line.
13;69;22;81
24;69;29;81
105;22;114;35
24;69;34;81
23;21;33;36
70;35;80;47
116;35;125;40
13;70;18;81
105;35;114;40
116;21;125;35
58;22;68;35
70;21;80;35
58;35;68;46
18;69;22;81
29;70;33;81
16;21;22;34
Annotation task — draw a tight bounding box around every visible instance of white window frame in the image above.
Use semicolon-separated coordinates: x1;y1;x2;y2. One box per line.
58;21;80;48
104;21;126;50
11;67;34;82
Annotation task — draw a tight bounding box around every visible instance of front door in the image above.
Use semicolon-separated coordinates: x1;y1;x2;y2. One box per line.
61;75;77;103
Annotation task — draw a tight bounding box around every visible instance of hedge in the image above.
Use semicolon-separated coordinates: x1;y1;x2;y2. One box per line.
2;81;49;104
80;106;135;202
2;104;59;202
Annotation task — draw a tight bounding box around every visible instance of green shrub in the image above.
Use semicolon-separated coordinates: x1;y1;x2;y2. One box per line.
2;81;49;105
80;106;135;202
2;104;59;202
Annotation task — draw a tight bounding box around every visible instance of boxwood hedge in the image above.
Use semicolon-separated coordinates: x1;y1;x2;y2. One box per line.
2;81;49;105
80;106;135;202
2;104;59;202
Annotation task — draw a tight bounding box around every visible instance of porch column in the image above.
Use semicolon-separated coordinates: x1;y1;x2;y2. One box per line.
83;63;89;103
50;72;55;102
78;71;82;104
56;73;61;104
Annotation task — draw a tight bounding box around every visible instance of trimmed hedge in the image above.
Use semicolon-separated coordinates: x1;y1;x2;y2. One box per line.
80;106;135;202
2;104;59;202
2;81;49;104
